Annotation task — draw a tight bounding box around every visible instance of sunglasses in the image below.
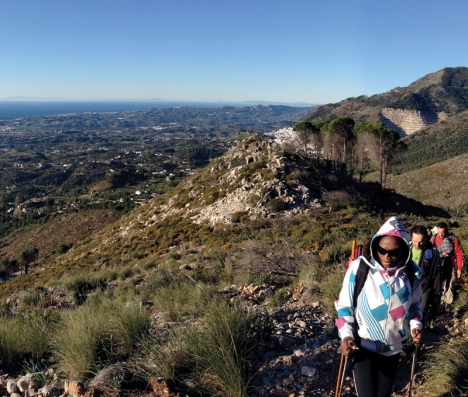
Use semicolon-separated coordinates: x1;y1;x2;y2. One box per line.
376;245;402;257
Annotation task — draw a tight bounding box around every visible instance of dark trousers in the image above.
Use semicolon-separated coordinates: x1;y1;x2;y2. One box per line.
353;348;400;397
421;288;441;328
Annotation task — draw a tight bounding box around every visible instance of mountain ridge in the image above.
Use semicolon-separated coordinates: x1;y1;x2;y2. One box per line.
305;66;468;137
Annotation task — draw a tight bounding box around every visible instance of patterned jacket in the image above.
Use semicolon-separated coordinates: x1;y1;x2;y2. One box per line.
335;217;423;356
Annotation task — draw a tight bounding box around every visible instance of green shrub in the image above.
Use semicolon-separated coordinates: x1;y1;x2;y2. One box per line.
239;159;266;180
56;244;72;255
269;198;287;213
318;265;346;315
231;211;249;224
53;305;108;379
22;290;43;308
118;265;135;280
21;311;55;359
152;282;216;321
268;287;291;308
131;328;191;383
209;191;220;204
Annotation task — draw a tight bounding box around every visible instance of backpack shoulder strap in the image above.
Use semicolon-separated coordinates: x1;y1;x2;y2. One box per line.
405;260;415;288
353;257;370;308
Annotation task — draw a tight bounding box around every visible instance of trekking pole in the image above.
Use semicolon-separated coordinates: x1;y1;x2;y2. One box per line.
335;352;346;397
335;340;356;397
350;240;356;260
408;343;420;397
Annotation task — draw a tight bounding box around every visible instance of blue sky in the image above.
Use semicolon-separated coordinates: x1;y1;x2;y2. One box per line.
1;0;467;104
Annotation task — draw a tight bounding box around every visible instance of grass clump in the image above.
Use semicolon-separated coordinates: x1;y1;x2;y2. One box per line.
0;311;56;371
183;299;258;396
52;298;150;380
317;264;346;315
134;297;271;397
423;336;468;396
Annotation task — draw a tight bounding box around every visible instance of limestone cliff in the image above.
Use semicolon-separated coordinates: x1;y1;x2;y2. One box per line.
380;108;448;137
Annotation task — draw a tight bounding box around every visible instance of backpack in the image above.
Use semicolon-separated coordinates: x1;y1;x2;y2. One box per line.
418;247;440;293
352;256;415;308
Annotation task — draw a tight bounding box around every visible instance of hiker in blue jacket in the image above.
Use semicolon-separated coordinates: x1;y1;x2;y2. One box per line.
410;225;442;330
335;216;423;397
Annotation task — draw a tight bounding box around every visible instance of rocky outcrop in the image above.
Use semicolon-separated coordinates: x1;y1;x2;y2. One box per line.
113;137;323;233
380;108;448;137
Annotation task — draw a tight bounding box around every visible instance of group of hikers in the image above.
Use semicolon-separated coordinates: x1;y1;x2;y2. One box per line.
335;217;464;397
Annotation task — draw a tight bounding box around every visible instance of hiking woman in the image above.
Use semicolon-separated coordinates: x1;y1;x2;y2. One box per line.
335;216;423;397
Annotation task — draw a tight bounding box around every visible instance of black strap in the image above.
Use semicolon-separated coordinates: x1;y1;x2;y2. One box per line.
406;261;415;287
353;258;370;308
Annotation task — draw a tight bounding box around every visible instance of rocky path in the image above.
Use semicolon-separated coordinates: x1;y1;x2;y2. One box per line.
248;298;457;397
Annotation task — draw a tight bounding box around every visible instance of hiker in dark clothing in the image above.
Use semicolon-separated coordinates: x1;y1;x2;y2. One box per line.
410;225;442;329
431;222;464;306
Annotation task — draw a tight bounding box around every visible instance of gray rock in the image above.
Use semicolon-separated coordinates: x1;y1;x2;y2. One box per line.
7;379;19;394
301;366;317;377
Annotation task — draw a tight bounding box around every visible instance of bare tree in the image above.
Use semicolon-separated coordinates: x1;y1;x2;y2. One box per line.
322;128;341;172
354;122;403;189
354;131;370;183
328;116;355;173
293;121;314;156
309;126;323;164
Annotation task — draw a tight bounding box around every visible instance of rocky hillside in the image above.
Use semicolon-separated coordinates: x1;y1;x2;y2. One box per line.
1;134;467;397
0;136;326;291
390;109;468;173
108;136;322;234
388;152;468;211
305;66;468;137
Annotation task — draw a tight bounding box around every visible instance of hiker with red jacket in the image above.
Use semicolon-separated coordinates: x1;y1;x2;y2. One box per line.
431;221;464;306
336;216;422;397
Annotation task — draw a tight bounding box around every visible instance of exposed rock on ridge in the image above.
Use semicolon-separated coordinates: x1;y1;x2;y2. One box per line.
82;136;322;251
380;108;448;137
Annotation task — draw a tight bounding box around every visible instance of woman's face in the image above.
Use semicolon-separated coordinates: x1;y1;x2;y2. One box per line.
376;236;403;269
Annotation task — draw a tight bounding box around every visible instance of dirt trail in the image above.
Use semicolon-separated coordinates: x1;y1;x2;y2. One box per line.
332;311;454;397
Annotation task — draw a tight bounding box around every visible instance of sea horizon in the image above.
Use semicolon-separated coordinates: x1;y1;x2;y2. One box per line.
0;100;315;119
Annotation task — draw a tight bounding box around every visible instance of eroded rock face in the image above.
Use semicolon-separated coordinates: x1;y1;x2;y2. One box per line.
380;108;448;137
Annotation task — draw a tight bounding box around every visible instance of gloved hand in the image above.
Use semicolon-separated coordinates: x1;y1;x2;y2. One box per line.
340;337;357;357
411;328;422;345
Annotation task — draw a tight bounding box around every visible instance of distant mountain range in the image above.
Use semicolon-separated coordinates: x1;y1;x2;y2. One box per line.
1;96;318;108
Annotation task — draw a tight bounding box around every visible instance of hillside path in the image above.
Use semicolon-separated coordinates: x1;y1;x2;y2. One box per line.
248;299;456;397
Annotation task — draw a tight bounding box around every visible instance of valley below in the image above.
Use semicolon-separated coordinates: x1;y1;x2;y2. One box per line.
1;76;468;397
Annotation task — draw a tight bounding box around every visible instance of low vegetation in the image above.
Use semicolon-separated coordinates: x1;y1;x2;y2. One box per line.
0;130;467;396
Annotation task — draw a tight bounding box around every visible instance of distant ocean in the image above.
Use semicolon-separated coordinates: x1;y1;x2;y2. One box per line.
0;101;253;119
